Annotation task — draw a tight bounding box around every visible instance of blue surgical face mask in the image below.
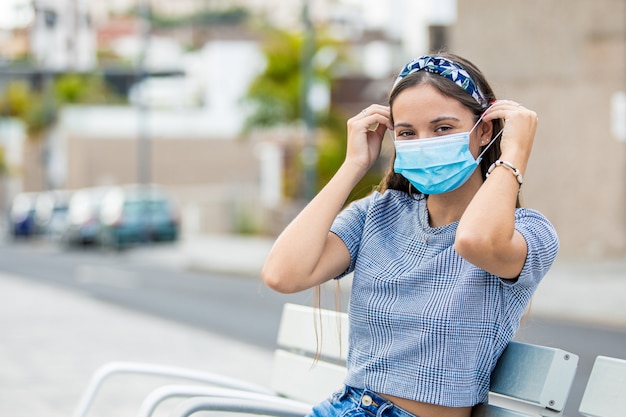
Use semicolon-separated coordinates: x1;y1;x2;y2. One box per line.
393;117;499;195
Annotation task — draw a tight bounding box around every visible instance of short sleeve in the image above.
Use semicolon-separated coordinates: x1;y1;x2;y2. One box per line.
329;193;375;277
511;208;560;290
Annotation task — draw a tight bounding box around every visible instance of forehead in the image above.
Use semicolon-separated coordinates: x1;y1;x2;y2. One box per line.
392;83;473;122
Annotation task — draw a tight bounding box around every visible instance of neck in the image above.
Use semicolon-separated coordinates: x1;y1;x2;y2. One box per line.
425;174;482;227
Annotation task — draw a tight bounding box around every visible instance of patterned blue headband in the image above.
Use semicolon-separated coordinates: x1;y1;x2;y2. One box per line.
394;55;488;108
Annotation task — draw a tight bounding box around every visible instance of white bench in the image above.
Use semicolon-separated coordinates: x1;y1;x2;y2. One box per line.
73;303;579;417
578;355;626;417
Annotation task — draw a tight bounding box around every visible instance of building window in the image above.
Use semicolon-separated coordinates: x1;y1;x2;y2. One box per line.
43;9;57;29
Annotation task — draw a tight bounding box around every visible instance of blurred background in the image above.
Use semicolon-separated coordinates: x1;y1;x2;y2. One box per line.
0;0;623;259
0;1;625;417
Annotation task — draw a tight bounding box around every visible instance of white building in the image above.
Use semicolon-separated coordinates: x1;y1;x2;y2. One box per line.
30;0;96;70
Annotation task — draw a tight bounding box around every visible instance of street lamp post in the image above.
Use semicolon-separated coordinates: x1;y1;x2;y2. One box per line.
136;0;152;243
300;0;317;202
137;0;151;188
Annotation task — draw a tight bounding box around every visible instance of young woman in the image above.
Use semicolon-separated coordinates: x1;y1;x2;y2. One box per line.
262;53;559;417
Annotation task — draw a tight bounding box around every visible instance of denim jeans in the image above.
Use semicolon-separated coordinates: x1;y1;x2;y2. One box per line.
306;386;420;417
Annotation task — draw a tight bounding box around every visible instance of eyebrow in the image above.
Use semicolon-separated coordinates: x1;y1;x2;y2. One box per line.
394;116;461;130
430;116;461;124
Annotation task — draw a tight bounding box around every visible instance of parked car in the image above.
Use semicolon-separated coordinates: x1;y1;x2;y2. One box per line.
8;192;38;238
34;190;72;240
61;186;110;246
99;184;180;249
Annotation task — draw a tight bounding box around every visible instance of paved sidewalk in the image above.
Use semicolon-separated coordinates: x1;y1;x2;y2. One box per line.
0;271;274;417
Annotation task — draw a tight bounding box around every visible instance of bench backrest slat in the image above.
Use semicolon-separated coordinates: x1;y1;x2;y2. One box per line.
489;341;578;412
270;349;347;404
276;303;348;362
579;355;626;417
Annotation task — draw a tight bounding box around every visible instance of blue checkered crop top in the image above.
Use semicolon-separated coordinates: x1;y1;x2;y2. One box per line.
330;189;559;407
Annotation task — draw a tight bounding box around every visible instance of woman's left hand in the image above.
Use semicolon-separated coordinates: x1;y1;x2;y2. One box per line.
481;100;538;167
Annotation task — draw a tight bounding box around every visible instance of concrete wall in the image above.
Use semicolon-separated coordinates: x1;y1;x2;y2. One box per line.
64;136;260;189
451;0;626;259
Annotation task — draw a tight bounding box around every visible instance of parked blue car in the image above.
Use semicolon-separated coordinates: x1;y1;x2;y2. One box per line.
99;184;180;249
9;192;38;238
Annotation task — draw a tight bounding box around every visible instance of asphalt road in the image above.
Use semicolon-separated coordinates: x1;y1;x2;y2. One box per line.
0;239;311;350
1;239;624;417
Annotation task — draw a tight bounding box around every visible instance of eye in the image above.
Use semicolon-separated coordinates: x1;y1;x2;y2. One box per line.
396;130;415;139
434;125;453;133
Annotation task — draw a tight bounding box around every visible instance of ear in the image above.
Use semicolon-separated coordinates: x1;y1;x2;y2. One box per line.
477;119;494;145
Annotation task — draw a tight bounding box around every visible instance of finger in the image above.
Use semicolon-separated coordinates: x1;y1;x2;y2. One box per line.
360;109;391;129
361;104;391;114
483;100;525;120
487;101;517;112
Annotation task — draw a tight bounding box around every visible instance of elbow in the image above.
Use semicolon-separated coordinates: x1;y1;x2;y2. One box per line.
454;229;492;264
261;264;301;294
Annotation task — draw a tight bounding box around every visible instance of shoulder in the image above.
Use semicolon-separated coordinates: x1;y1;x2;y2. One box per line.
335;189;417;228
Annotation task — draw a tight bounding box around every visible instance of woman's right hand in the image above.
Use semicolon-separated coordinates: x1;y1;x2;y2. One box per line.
345;105;392;174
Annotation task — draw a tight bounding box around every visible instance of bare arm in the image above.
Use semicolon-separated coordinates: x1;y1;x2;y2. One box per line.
455;100;537;279
262;105;392;294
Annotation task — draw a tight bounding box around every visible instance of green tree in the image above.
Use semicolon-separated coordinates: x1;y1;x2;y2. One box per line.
244;28;384;201
54;73;125;105
0;82;30;119
0;73;125;137
244;30;313;129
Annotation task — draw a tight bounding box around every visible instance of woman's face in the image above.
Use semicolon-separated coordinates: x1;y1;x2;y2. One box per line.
392;83;487;156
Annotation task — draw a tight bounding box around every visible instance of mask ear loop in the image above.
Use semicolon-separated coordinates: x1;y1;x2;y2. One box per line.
470;111;503;160
477;128;503;160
